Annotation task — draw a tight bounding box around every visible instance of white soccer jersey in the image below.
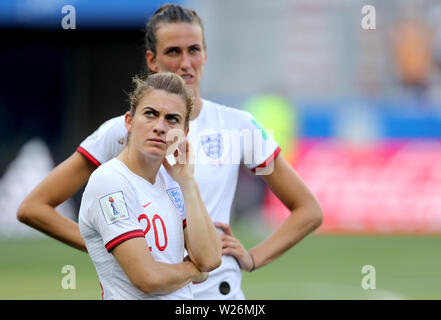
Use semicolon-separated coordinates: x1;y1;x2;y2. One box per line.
78;99;280;299
78;159;191;300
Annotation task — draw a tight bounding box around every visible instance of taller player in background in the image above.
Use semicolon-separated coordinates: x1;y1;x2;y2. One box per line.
18;4;322;299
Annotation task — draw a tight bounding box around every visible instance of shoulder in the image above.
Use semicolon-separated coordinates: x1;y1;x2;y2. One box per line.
202;99;247;116
202;99;253;124
92;115;126;137
85;159;131;196
78;115;127;166
102;114;126;128
82;115;126;147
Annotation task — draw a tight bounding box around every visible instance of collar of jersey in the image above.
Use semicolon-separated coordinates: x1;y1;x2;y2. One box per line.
112;159;165;193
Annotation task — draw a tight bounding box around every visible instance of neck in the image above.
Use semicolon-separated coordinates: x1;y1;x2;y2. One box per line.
190;96;203;121
118;147;162;184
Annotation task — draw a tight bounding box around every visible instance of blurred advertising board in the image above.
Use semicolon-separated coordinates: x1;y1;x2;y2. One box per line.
263;138;441;234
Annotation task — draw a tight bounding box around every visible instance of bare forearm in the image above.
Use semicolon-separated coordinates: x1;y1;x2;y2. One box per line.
250;156;323;270
249;203;322;269
18;202;87;252
180;179;221;271
218;158;323;273
17;152;95;253
113;238;206;295
144;260;200;295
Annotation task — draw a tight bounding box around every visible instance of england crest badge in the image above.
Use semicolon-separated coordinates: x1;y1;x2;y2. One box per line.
201;133;223;160
166;187;185;215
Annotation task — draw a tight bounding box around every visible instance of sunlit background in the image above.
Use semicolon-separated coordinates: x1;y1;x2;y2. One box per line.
1;0;441;299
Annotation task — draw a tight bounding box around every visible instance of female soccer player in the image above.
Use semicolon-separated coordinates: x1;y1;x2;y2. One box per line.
18;4;322;299
79;72;221;299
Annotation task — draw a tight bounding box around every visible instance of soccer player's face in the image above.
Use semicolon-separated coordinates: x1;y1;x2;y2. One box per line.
127;89;187;159
146;23;207;98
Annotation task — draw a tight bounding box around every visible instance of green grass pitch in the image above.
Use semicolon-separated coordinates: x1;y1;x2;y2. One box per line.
1;222;440;300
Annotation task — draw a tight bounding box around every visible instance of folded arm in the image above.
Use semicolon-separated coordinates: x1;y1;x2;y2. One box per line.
112;237;207;295
180;179;222;272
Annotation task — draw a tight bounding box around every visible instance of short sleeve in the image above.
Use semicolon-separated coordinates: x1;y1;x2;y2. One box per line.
236;110;281;173
84;170;144;252
77;115;127;167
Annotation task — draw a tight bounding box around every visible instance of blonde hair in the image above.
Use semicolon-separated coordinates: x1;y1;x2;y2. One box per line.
128;72;194;129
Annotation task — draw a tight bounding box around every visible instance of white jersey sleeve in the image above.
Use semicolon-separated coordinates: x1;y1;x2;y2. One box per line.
236;110;281;173
80;167;144;252
77;115;127;166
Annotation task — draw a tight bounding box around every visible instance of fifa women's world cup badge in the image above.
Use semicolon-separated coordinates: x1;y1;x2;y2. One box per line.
99;191;129;224
109;196;119;216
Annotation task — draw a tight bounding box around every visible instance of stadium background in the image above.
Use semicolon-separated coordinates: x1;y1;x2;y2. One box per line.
1;0;441;299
